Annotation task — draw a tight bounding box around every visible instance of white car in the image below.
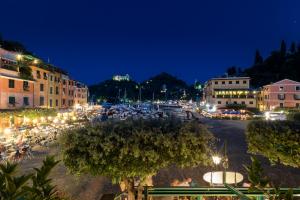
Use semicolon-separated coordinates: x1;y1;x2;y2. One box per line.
265;111;287;121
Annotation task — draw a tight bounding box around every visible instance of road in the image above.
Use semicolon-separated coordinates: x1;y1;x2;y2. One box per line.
19;118;300;200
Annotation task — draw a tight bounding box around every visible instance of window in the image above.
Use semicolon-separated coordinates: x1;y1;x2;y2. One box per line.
226;101;228;105
233;101;237;104
37;71;41;79
296;103;300;108
40;96;45;106
50;99;53;107
236;81;239;84
50;87;53;94
296;86;300;91
62;99;66;105
55;87;59;95
23;97;29;106
23;81;29;91
249;101;253;104
9;97;15;105
63;88;66;94
222;81;225;84
40;84;44;92
43;72;47;80
215;81;218;84
54;77;57;82
279;86;284;91
278;94;285;100
280;103;284;108
50;75;53;81
217;101;221;104
8;79;15;88
294;94;300;100
56;99;58;107
229;81;232;84
243;80;247;84
241;101;245;105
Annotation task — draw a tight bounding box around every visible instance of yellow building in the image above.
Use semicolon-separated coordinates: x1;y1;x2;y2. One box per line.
203;77;257;108
30;65;50;108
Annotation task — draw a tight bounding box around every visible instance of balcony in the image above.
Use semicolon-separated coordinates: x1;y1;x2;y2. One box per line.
23;85;30;91
1;65;18;72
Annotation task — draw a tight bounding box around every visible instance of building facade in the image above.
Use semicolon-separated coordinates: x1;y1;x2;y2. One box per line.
74;82;89;106
0;68;34;109
203;77;257;108
258;79;300;111
0;47;88;110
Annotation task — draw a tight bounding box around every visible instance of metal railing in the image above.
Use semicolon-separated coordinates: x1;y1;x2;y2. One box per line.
114;187;300;200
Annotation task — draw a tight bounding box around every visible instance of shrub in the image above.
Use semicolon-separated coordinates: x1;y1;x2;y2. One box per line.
246;120;300;168
287;112;300;122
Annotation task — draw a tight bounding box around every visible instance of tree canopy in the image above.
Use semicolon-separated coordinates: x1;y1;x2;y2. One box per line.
246;120;300;168
60;119;214;199
244;40;300;87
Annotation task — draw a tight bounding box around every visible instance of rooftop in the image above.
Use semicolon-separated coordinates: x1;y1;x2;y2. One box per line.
210;77;250;80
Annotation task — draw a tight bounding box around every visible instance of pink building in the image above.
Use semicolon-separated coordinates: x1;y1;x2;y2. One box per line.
258;79;300;111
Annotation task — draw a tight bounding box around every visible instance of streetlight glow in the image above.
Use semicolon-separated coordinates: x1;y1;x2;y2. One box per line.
212;155;221;165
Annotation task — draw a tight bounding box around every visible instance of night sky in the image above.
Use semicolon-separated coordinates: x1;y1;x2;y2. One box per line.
1;0;300;85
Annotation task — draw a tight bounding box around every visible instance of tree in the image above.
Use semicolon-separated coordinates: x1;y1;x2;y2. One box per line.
280;40;287;56
60;119;214;200
254;50;263;65
226;66;237;76
290;42;296;54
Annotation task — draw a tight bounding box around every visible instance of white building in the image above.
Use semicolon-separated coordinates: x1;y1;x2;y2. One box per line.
203;77;257;108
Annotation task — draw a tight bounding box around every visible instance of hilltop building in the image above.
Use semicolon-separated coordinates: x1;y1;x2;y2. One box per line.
0;48;88;110
112;74;130;81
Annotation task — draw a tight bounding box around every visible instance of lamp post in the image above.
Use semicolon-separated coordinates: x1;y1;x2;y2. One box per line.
211;140;229;186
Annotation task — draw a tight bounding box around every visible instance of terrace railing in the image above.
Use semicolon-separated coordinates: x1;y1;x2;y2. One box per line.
114;187;300;200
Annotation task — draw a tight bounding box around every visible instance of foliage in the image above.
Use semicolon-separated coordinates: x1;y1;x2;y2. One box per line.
244;157;293;200
287;112;300;121
225;157;293;200
0;108;57;120
0;156;62;200
225;103;247;110
0;162;31;200
246;120;300;168
244;40;300;87
24;156;60;200
0;36;32;55
89;72;201;103
60;119;214;199
89;79;139;103
140;72;188;100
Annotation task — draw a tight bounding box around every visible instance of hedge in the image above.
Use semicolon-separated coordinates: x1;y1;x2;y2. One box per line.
0;108;57;120
246;120;300;168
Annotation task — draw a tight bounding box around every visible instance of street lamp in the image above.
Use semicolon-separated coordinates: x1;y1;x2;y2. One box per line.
212;155;221;165
16;54;23;60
